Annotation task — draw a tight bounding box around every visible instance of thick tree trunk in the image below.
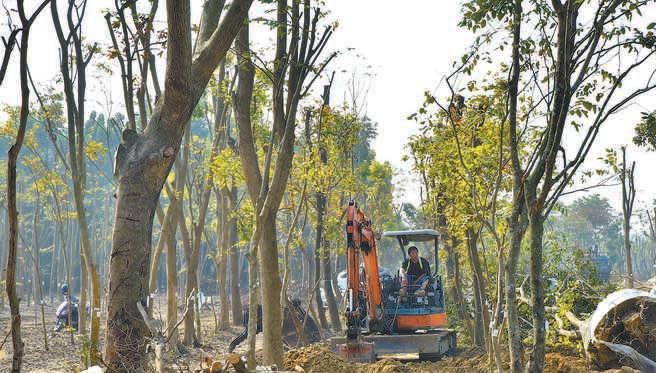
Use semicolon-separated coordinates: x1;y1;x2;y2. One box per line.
106;181;163;371
259;214;284;365
527;211;546;373
505;206;526;373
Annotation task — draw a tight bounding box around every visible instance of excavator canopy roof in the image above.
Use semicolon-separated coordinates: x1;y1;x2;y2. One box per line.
382;229;439;243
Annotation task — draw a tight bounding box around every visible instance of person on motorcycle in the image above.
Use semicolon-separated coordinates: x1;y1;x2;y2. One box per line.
54;283;79;331
399;246;431;297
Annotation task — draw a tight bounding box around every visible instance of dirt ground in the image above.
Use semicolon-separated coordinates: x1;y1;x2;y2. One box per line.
0;302;643;372
283;344;633;373
0;301;246;372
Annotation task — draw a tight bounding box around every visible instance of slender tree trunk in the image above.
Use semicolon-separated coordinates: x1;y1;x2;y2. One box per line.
183;257;200;346
313;245;328;328
313;186;329;330
217;190;230;330
505;208;526;372
165;202;180;344
1;202;6;310
31;194;49;350
471;266;485;347
246;225;261;369
621;147;636;288
505;1;525;370
322;240;341;331
229;188;242;325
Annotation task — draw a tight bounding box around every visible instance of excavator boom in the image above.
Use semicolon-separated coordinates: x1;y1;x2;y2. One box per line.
339;201;381;362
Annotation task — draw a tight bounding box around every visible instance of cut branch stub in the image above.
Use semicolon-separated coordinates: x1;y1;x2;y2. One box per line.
113;129;177;194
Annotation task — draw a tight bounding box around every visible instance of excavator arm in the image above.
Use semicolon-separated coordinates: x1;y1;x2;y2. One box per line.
340;201;382;361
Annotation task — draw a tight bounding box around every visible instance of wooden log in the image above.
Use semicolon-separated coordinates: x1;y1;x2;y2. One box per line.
227;353;249;373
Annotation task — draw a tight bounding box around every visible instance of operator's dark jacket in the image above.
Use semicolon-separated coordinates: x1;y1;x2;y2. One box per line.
402;257;431;279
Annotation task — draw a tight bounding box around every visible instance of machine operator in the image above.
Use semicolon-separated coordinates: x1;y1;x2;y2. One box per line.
399;246;431;297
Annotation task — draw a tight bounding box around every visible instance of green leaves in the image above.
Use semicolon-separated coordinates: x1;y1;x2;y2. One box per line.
633;111;656;152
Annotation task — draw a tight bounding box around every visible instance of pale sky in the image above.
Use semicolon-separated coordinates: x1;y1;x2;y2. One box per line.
2;1;656;217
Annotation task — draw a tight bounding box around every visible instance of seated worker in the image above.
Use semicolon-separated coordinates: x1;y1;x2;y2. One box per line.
399;246;431;297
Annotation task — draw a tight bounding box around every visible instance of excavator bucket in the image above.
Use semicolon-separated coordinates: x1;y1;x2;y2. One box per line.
334;340;376;363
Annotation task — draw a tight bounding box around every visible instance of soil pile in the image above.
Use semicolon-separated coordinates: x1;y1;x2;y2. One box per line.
283;344;630;373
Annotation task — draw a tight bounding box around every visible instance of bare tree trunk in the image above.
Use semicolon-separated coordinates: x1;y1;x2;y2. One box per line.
165;200;181;345
246;227;260;370
505;2;525;370
322;240;341;331
229;188;243;325
313;246;328;328
259;214;284;364
217;190;230;330
526;208;546;373
0;201;6;310
31;193;49;350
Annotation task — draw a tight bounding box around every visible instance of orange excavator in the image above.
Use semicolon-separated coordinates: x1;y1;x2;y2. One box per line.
332;201;456;362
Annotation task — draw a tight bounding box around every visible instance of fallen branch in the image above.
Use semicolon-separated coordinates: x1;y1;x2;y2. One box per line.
227;353;249;373
599;341;656;373
554;314;581;339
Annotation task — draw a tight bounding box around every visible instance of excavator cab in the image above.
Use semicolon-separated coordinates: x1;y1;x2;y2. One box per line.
382;230;447;332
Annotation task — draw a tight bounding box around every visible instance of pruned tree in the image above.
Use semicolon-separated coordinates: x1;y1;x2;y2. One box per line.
104;0;253;370
232;0;335;365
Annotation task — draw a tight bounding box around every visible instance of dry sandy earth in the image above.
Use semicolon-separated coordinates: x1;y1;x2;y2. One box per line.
0;301;245;372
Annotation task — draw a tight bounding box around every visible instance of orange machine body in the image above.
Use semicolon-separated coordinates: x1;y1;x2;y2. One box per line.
394;312;448;331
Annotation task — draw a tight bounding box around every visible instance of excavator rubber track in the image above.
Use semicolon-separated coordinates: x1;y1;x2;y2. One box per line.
331;329;456;361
